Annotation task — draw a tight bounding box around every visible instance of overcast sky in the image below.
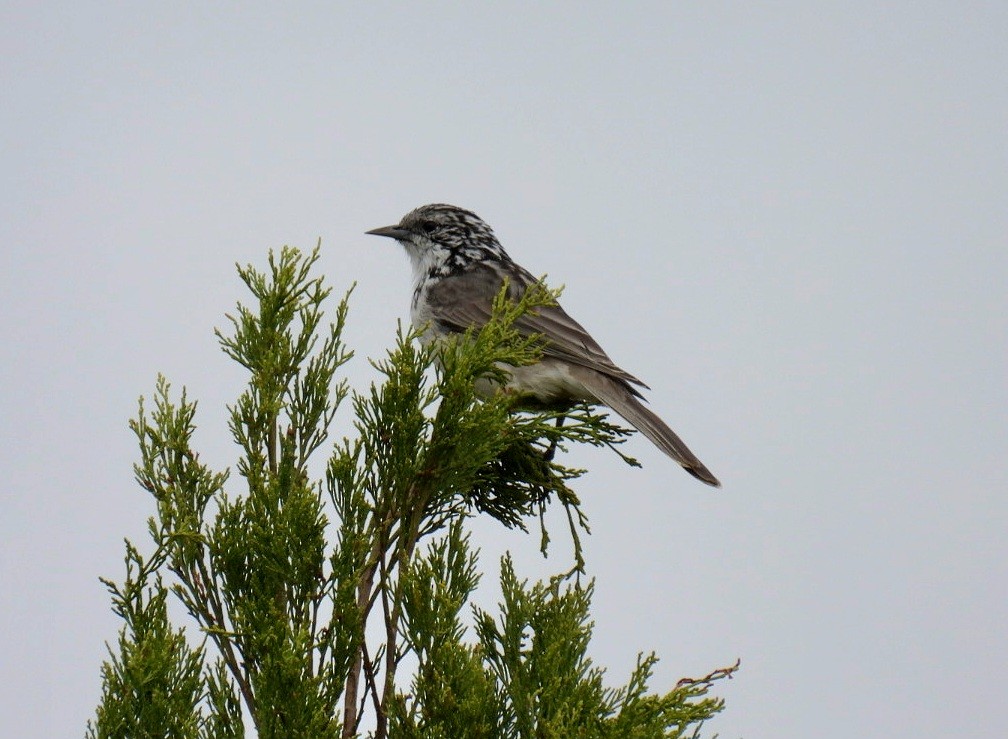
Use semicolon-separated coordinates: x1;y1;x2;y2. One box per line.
2;3;1005;737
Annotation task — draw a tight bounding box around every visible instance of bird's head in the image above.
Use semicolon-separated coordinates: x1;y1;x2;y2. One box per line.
367;203;509;279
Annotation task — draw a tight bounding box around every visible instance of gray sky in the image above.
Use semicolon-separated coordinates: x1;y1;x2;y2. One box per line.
2;3;1005;737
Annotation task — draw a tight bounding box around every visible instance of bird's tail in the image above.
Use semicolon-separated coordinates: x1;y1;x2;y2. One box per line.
577;368;721;487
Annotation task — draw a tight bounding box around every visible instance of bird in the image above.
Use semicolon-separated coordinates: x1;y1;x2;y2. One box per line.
366;203;720;487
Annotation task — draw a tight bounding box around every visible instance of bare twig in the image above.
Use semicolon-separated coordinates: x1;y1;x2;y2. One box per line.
342;551;379;738
675;658;742;688
360;630;383;720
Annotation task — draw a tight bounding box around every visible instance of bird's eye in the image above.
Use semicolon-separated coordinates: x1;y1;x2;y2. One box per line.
420;220;439;235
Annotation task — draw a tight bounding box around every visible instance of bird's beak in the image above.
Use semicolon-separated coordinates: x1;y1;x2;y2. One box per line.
365;225;411;241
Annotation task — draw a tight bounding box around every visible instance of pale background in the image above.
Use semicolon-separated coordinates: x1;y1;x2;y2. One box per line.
2;3;1005;737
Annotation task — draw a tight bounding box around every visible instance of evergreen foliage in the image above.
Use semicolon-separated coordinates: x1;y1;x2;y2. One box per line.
87;245;736;738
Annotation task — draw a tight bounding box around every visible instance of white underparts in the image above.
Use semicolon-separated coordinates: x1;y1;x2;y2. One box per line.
474;358;596;405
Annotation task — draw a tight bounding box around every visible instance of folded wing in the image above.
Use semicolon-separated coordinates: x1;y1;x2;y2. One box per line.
424;261;648;392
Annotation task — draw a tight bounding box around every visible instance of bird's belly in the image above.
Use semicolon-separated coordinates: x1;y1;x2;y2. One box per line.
475;359;595;410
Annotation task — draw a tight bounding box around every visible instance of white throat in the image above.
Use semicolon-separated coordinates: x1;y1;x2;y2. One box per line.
403;240;447;282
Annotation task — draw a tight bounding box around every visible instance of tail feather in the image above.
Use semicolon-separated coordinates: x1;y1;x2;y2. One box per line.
576;368;721;487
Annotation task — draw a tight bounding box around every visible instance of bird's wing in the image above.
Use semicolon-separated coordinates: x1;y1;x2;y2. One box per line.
424;261;649;390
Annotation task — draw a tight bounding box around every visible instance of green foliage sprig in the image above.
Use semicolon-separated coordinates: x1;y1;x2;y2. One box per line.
88;244;735;739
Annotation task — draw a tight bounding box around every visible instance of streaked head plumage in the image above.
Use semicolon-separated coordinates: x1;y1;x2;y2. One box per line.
367;203;510;277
